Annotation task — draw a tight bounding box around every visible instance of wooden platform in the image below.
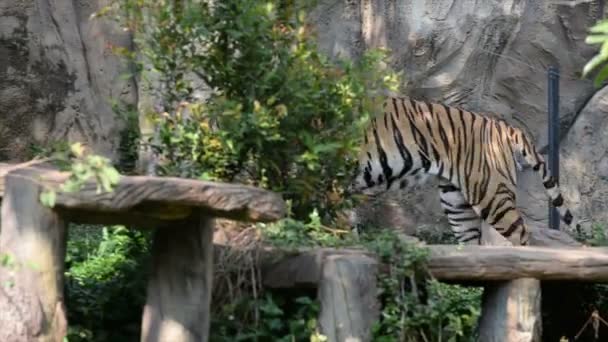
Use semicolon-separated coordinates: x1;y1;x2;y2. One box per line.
256;244;608;286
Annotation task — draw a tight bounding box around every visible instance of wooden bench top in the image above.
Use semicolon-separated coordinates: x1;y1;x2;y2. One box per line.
0;161;286;224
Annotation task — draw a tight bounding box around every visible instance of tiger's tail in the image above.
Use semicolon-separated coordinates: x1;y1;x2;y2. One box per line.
511;128;581;232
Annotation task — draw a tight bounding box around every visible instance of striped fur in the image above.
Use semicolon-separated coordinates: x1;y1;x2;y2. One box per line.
349;95;580;245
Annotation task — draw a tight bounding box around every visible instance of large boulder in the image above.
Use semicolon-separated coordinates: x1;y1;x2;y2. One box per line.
310;0;605;235
0;0;136;162
559;86;608;232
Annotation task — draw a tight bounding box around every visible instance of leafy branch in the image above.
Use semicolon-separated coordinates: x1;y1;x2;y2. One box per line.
583;19;608;87
39;142;121;208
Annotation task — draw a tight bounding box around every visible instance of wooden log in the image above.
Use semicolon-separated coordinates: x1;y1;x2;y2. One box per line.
141;214;214;342
259;243;608;288
0;165;68;341
260;247;374;289
0;162;285;223
425;245;608;282
317;254;379;342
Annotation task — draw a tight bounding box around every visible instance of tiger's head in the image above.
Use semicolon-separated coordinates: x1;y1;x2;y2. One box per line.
348;143;385;198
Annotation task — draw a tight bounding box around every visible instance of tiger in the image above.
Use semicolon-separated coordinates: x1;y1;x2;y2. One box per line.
347;94;580;246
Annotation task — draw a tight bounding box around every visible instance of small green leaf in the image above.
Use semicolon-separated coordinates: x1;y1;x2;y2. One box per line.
105;167;121;186
99;176;112;193
585;34;608;45
594;64;608;87
0;253;15;267
294;296;313;305
70;142;85;158
40;190;57;208
600;41;608;58
590;20;608;34
61;179;82;193
583;54;606;77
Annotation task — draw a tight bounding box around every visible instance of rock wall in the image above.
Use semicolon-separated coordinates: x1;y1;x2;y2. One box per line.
0;0;136;162
310;0;606;234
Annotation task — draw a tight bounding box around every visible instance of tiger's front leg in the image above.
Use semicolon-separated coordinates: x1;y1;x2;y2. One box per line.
437;180;482;245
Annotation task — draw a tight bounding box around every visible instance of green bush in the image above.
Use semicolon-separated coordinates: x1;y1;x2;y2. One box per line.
210;290;325;342
105;0;402;222
64;225;151;342
62;223;325;342
361;230;481;342
258;206;356;248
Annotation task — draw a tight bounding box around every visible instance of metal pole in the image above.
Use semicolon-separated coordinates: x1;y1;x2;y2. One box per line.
548;66;560;230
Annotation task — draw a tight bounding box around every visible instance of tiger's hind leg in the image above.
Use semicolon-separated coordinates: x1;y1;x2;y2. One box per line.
438;180;482;245
491;209;530;246
473;188;530;246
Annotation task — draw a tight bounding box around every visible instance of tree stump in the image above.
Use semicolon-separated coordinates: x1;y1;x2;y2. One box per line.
317;254;380;342
477;222;542;342
0;167;68;341
478;278;542;342
141;214;214;342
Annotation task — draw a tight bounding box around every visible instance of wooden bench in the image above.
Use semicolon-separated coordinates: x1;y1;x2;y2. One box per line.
0;162;286;342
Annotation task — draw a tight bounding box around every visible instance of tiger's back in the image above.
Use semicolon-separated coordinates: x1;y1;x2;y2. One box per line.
349;95;580;245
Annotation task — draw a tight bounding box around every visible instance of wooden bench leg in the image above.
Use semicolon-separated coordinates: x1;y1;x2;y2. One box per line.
317;254;379;342
141;214;214;342
477;222;542;341
0;170;68;341
478;278;542;342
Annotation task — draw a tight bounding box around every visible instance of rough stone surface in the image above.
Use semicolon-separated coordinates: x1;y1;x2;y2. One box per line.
559;86;608;232
0;0;137;162
310;0;605;236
